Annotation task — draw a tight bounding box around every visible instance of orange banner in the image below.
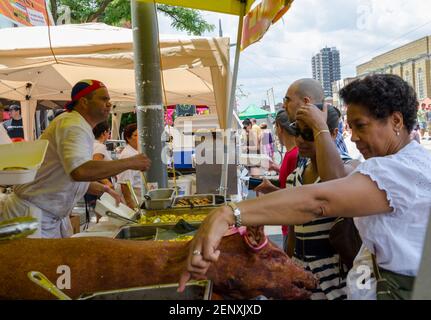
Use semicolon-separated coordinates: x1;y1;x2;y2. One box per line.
241;0;293;51
0;0;52;26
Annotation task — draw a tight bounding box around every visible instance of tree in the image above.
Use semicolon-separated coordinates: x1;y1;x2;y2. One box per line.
50;0;215;35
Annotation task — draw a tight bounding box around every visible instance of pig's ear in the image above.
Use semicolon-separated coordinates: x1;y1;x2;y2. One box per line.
243;226;267;250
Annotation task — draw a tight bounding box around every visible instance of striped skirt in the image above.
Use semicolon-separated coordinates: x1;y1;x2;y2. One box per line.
293;217;347;300
292;255;347;300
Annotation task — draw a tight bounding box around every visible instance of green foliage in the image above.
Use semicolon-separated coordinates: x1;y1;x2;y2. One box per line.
157;4;215;36
119;112;137;134
53;0;215;35
103;0;131;26
55;0;99;23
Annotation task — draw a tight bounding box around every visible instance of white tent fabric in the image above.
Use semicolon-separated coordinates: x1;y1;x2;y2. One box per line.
0;23;230;140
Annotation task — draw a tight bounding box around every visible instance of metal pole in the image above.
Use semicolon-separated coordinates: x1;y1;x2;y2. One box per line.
219;18;223;37
266;90;271;110
131;0;168;191
271;87;276;113
219;1;246;199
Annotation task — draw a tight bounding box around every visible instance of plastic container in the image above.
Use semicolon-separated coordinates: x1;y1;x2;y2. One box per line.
94;193;138;225
0;140;48;185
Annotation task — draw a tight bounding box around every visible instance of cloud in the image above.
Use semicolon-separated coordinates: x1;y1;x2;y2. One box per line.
157;0;431;109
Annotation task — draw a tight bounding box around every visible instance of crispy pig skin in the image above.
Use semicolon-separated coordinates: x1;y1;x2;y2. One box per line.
0;234;316;300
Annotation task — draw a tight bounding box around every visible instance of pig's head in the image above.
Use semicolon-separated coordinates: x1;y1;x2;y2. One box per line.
206;226;317;300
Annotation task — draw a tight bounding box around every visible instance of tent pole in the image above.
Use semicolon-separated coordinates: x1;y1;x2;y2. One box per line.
131;0;168;193
219;1;246;199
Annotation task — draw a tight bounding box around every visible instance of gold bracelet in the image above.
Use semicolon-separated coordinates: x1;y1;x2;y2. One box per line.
314;129;330;139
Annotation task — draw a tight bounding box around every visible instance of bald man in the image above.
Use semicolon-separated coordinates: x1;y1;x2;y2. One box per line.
283;78;325;121
283;78;348;155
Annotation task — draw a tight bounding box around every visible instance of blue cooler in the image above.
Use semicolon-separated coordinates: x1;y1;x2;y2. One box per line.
173;149;194;169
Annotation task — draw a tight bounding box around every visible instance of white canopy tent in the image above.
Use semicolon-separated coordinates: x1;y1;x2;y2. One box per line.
0;23;230;140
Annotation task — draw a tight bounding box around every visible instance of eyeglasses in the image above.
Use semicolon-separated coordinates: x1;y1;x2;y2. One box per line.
289;121;315;142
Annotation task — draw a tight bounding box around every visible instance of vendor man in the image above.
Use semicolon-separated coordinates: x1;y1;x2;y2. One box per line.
2;104;24;140
1;80;151;238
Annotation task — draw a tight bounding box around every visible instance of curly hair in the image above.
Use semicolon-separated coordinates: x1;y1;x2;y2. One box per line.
339;74;418;132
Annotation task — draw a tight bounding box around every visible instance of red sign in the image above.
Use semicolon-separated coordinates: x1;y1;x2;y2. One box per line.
241;0;293;51
0;0;52;26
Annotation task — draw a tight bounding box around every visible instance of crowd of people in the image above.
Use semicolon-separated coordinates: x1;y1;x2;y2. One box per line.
0;74;430;300
179;74;431;301
240;117;275;160
416;102;431;141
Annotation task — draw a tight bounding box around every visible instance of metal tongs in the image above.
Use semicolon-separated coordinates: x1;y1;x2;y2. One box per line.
28;271;72;300
105;210;139;224
0;216;39;241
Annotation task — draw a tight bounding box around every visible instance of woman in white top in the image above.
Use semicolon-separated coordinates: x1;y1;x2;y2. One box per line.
92;121;113;188
179;74;431;300
93;121;112;161
117;123;142;209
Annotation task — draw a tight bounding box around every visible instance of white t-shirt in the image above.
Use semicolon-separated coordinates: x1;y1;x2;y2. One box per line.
117;144;142;189
14;111;94;218
347;140;431;299
93;140;112;161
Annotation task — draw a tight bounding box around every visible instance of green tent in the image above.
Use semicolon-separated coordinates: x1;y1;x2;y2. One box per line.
239;104;275;120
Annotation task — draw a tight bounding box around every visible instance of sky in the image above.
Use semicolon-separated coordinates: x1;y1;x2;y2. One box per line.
156;0;431;111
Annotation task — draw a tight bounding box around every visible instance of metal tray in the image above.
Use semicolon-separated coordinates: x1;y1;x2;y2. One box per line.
0;217;39;240
173;194;225;208
114;222;200;240
79;280;212;300
142;188;175;210
140;207;213;225
115;224;158;240
114;223;198;240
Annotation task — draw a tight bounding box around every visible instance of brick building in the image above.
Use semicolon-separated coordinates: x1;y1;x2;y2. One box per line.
357;36;431;100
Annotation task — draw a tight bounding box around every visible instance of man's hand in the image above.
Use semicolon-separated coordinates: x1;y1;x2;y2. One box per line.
127;154;151;171
296;103;328;132
254;178;279;194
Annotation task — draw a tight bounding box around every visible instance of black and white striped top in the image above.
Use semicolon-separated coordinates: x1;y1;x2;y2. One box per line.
286;155;351;300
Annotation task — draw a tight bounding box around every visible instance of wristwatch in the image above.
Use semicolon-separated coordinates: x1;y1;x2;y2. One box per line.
227;202;242;228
